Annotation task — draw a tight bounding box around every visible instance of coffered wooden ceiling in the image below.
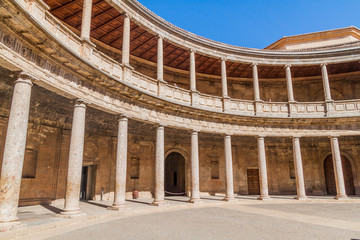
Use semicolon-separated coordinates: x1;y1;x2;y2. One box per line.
44;0;360;79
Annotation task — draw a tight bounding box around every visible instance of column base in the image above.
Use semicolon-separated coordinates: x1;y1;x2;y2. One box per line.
257;195;272;201
188;198;203;204
222;197;237;202
150;200;168;207
107;204;128;211
294;196;308;200
0;221;26;232
57;210;86;219
334;195;350;200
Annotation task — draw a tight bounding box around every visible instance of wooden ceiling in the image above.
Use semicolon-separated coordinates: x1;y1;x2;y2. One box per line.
44;0;360;79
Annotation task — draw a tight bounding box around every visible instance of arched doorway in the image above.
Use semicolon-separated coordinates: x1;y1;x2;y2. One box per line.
165;152;185;196
324;155;355;195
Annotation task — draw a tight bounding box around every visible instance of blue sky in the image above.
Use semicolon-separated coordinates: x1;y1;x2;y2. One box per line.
140;0;360;49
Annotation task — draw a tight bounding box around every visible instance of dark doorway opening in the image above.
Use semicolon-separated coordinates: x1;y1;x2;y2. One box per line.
80;165;97;200
247;169;260;195
324;155;355;195
165;152;185;196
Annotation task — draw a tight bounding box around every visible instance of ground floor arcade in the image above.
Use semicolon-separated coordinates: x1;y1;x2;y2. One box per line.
0;71;359;231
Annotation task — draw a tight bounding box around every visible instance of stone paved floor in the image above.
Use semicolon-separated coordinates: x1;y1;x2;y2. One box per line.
2;195;360;240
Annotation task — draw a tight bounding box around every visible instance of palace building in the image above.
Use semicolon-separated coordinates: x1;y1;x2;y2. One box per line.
0;0;360;231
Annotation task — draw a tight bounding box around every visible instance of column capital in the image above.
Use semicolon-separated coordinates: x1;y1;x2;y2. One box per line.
122;12;130;19
292;135;301;140
117;114;128;122
156;34;163;40
191;130;200;134
329;135;340;139
74;99;87;108
284;64;291;69
221;57;227;62
224;134;232;137
14;72;37;84
156;123;167;128
320;63;328;67
189;49;196;54
257;135;266;139
252;62;258;67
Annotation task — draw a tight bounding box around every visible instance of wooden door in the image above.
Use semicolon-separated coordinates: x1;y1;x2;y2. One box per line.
247;169;260;195
324;155;355;195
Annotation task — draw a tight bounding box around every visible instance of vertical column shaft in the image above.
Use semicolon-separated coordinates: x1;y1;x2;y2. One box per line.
321;64;332;101
292;137;307;200
257;136;270;200
0;76;33;225
157;36;164;82
252;63;261;101
330;137;348;199
151;125;166;206
80;0;93;41
190;50;196;91
285;65;295;102
110;116;128;210
61;100;87;217
122;13;131;66
189;131;201;203
224;135;235;201
221;59;228;98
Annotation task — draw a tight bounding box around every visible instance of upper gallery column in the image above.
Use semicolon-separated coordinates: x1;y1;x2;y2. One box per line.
321;64;332;102
0;73;34;231
151;125;167;206
80;0;93;42
330;136;348;200
257;136;271;200
157;35;164;82
285;65;295;102
252;63;261;102
292;137;307;200
59;100;87;218
109;116;128;210
223;135;236;201
189;49;197;92
122;13;131;66
189;131;202;203
221;58;229;98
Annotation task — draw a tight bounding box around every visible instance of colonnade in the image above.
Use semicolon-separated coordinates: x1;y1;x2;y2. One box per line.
0;0;351;231
78;0;335;109
0;72;351;230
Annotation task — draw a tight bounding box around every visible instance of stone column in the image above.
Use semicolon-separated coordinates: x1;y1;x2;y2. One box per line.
321;64;332;102
190;49;196;92
292;137;307;200
157;36;164;82
59;100;87;218
189;131;202;203
221;58;228;98
151;125;167;206
257;136;271;200
122;13;131;66
80;0;93;42
330;136;348;200
223;135;236;201
252;63;261;102
0;74;33;231
285;65;295;102
108;116;128;210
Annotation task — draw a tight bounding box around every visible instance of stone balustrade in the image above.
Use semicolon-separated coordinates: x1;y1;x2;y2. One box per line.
6;0;360;120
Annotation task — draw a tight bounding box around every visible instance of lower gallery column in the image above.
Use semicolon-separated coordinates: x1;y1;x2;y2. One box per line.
151;125;167;206
108;116;128;210
223;135;236;201
59;100;87;217
292;137;307;200
257;136;271;200
189;131;202;203
0;74;33;231
330;136;348;200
